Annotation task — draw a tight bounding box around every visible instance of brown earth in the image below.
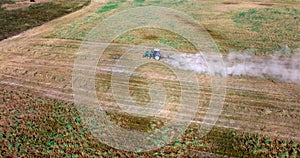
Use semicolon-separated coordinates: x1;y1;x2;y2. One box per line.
0;0;299;152
1;0;52;10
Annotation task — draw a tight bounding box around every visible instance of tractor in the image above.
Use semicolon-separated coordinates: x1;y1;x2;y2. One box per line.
143;48;161;60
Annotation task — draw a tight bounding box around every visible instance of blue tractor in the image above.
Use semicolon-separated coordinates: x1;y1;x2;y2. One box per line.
143;48;161;60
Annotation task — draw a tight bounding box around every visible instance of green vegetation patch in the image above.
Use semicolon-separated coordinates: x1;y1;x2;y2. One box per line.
47;1;300;54
1;86;299;157
232;6;300;53
134;0;145;3
114;28;197;53
0;0;14;6
0;88;107;157
97;2;119;14
202;126;300;157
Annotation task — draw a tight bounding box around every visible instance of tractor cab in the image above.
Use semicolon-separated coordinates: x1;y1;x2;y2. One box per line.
153;48;161;60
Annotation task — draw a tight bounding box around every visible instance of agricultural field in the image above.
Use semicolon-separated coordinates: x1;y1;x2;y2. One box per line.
0;0;90;41
0;0;300;157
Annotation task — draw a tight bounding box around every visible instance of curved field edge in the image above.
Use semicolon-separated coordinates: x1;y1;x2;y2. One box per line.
0;85;299;157
0;0;91;41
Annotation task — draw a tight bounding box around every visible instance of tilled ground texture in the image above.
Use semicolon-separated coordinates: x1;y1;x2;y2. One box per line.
0;0;300;157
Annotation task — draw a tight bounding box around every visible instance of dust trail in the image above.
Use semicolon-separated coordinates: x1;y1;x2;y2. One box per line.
163;48;300;84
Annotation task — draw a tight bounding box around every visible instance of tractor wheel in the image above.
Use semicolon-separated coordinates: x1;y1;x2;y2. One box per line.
154;56;160;60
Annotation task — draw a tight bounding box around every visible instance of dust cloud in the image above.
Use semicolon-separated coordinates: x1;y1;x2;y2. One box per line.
163;47;300;84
